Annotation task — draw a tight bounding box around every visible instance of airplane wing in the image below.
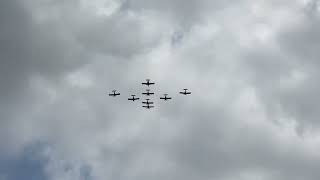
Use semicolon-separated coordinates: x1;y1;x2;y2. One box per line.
109;94;115;96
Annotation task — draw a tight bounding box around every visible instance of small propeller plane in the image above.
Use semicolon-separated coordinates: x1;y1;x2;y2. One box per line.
142;79;155;87
109;90;120;97
143;103;154;109
142;89;154;96
128;95;139;101
179;89;191;95
160;94;172;101
142;99;154;105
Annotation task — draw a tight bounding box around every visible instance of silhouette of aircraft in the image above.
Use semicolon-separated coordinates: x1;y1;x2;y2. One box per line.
128;95;139;101
142;79;155;87
142;89;154;96
143;103;154;109
179;89;191;95
160;94;172;100
109;90;120;97
142;99;154;105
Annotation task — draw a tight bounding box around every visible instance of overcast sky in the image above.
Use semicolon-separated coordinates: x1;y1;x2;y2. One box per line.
1;0;320;179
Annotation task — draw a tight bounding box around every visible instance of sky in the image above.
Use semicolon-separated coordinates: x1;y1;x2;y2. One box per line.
1;0;320;179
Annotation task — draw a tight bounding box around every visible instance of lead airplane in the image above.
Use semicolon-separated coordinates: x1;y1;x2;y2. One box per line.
142;89;154;96
143;103;154;109
160;94;172;101
109;90;120;97
142;79;155;87
128;95;139;101
142;99;154;105
179;89;191;95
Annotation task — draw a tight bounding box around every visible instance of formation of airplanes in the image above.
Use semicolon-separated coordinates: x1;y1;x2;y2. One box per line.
108;79;191;109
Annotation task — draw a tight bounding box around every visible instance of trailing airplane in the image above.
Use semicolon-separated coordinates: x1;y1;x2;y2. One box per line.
179;89;191;95
160;94;172;101
109;90;120;97
142;79;155;87
142;89;154;96
128;95;139;101
143;103;154;109
142;99;154;105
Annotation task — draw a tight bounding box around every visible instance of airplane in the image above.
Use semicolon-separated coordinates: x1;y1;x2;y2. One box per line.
128;95;139;101
142;89;154;96
142;79;155;87
143;103;154;109
109;90;120;97
160;94;172;101
142;99;154;105
179;89;191;95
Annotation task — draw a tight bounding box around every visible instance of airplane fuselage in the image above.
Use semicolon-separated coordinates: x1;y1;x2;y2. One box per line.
160;96;172;100
180;89;191;95
142;80;155;87
142;100;153;104
109;92;120;96
142;92;154;96
180;92;191;95
128;95;139;101
143;104;154;109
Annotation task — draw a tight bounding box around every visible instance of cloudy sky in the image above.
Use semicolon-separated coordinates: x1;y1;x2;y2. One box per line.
1;0;320;179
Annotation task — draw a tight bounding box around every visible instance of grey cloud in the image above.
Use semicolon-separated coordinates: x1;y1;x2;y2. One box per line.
0;0;89;155
26;0;166;58
75;13;161;58
1;0;320;180
243;9;320;132
277;16;320;130
122;0;237;28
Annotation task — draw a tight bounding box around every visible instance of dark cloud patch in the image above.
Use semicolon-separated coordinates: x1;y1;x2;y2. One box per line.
171;31;184;46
